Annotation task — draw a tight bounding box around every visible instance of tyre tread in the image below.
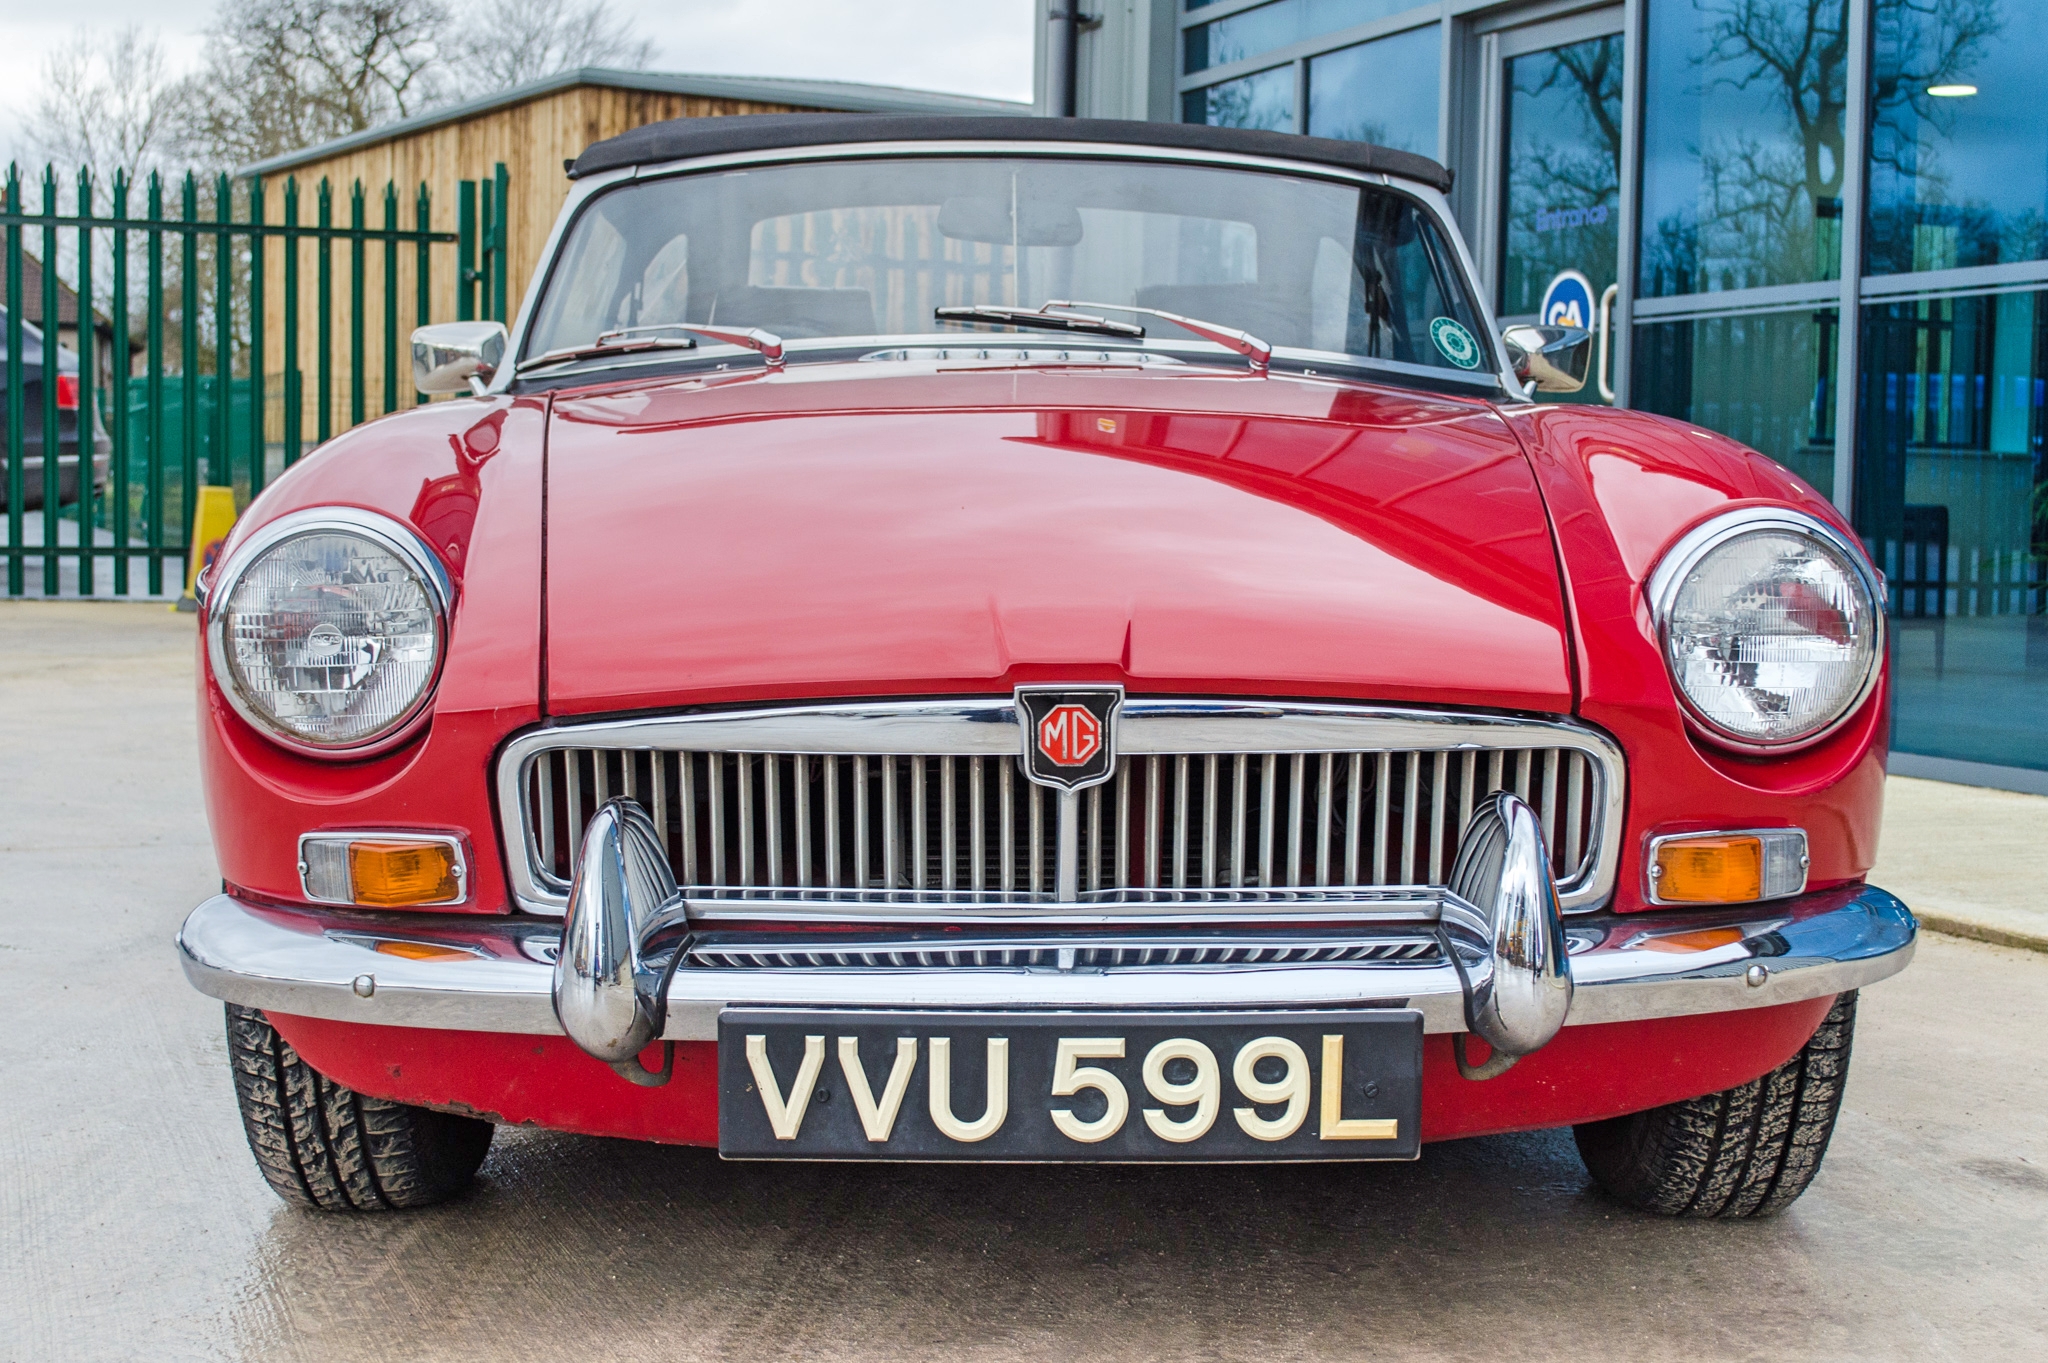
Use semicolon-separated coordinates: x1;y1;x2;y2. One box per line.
1574;992;1858;1219
223;1004;491;1212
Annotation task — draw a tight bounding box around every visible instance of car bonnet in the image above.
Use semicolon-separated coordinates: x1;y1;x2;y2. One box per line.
540;363;1572;716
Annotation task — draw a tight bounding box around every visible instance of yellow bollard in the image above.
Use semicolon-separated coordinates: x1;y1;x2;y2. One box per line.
176;485;240;612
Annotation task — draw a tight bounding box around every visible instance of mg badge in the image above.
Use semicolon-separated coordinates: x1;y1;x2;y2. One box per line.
1015;685;1123;791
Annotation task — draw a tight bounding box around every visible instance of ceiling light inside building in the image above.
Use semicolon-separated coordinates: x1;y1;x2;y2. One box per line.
1927;84;1979;97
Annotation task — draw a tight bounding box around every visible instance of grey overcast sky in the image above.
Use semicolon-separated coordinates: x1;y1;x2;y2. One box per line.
0;0;1037;162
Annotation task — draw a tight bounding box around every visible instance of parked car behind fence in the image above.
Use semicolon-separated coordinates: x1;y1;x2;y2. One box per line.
0;307;110;511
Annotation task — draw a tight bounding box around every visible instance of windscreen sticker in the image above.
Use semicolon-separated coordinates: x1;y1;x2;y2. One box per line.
1429;317;1484;370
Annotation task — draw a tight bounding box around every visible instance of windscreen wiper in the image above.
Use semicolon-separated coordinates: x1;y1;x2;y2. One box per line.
937;302;1270;373
1044;300;1270;374
518;322;785;374
934;305;1146;339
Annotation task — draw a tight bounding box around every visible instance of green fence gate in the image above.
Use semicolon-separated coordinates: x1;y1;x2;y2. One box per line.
0;161;510;599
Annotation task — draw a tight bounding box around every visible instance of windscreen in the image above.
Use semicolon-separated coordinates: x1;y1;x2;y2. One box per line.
526;156;1492;377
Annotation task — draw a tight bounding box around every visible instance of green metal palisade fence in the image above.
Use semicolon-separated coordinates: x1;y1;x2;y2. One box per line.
0;162;509;598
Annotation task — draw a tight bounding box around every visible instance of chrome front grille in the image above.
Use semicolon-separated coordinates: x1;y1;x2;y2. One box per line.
524;747;1597;895
499;699;1625;917
684;932;1444;971
530;750;1060;895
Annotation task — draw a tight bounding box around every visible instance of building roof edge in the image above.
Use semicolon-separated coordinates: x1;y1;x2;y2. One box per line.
236;69;1031;178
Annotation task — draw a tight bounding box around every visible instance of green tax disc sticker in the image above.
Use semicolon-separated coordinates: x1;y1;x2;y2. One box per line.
1429;317;1484;370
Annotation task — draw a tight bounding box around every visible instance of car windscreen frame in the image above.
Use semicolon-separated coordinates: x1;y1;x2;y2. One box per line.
503;141;1511;394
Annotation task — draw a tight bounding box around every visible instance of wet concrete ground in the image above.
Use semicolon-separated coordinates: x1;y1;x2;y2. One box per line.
3;601;2045;1362
1873;774;2048;949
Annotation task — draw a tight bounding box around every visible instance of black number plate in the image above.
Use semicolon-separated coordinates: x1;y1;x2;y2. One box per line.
717;1009;1422;1161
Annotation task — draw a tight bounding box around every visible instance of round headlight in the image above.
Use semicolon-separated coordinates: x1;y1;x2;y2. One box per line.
206;509;452;756
1649;510;1883;751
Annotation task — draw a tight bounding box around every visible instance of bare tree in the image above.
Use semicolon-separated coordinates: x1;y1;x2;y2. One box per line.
18;26;191;183
1638;0;2003;294
1697;0;1854;212
1866;0;2005;269
1504;37;1623;306
181;0;451;168
1196;78;1290;134
1520;37;1624;176
1871;0;2002;149
448;0;657;96
11;24;205;374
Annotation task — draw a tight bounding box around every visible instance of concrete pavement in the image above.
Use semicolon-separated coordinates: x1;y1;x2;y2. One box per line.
2;601;2044;1362
1871;775;2048;952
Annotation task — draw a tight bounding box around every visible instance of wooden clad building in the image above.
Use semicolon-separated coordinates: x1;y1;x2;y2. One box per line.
241;69;1028;432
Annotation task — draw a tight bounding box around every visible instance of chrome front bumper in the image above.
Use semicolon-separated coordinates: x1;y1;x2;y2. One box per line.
178;882;1915;1042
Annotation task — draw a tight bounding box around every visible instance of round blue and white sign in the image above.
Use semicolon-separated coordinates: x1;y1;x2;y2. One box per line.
1428;317;1484;370
1539;269;1596;331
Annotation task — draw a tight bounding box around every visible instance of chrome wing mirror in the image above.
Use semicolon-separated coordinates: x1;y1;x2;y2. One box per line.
1501;324;1593;396
412;321;509;397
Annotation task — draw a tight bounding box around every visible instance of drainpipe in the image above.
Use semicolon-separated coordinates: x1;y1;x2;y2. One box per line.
1047;4;1079;117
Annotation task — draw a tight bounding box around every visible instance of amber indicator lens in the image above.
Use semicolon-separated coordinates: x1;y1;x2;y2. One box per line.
372;939;474;962
348;841;462;906
1651;836;1763;903
1648;827;1808;905
1637;926;1748;953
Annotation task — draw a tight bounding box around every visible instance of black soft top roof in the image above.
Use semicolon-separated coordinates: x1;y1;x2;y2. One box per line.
569;113;1454;194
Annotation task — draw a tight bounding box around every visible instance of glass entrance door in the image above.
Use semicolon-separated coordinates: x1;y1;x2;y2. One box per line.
1481;8;1625;403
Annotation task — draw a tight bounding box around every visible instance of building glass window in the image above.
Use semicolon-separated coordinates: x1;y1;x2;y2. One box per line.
1184;0;1419;75
1306;26;1441;155
1631;308;1841;497
1639;0;1848;297
1854;288;2048;768
1183;64;1297;130
1865;1;2048;277
1498;34;1623;320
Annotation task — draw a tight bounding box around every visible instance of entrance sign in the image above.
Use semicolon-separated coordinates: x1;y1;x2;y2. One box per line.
1539;270;1596;330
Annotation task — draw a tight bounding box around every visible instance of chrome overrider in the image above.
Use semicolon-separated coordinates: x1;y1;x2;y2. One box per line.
551;800;686;1083
1442;793;1573;1072
176;794;1918;1071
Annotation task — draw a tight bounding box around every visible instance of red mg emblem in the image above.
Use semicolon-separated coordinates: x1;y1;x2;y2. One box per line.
1016;686;1120;790
1037;704;1102;767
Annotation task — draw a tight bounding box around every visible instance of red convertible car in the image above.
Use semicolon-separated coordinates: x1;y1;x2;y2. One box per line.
179;115;1913;1215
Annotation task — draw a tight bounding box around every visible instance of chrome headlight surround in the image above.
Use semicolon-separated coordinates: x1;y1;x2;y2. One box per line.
204;507;454;759
1646;507;1884;755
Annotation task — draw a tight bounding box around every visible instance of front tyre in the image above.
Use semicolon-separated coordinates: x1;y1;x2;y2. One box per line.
224;1004;493;1211
1573;991;1857;1217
